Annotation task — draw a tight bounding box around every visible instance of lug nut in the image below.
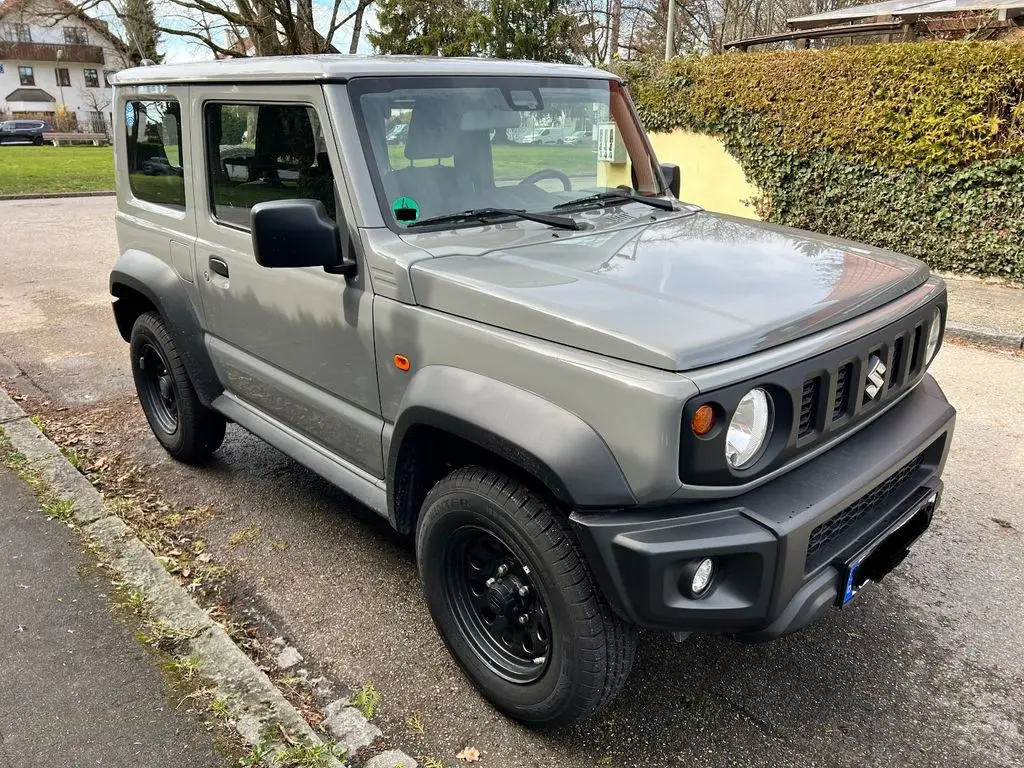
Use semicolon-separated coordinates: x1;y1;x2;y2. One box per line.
518;586;529;598
518;614;528;625
496;564;508;577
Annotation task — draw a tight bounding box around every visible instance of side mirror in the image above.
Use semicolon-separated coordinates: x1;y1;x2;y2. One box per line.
251;199;356;278
660;163;681;199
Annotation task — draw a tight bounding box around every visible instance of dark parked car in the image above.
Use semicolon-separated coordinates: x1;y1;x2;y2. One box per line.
0;119;54;145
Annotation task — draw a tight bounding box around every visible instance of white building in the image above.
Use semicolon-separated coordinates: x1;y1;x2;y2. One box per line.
0;0;128;132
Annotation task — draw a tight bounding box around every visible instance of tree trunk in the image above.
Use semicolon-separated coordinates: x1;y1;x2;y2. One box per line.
607;0;622;63
349;1;367;54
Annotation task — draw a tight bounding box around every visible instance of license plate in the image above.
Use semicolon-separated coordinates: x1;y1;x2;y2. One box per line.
838;491;938;607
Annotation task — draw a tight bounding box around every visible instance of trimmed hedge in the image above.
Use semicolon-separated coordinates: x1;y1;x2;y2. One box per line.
622;42;1024;281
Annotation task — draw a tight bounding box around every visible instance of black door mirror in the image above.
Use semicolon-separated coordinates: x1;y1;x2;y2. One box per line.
250;199;356;278
660;163;681;198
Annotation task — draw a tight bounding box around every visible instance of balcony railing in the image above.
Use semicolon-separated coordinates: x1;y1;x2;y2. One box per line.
0;40;104;64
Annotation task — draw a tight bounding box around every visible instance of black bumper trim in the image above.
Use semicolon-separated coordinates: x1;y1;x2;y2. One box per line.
570;374;955;639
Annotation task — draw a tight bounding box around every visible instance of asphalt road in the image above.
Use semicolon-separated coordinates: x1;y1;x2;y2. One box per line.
0;196;1022;767
0;464;231;768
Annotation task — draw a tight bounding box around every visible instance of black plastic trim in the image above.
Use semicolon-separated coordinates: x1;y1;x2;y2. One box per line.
387;366;635;527
110;249;222;407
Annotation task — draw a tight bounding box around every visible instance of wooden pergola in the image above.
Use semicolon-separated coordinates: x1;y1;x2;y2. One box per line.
725;0;1024;51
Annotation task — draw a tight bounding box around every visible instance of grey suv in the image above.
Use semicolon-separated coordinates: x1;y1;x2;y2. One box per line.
0;119;53;145
108;56;955;727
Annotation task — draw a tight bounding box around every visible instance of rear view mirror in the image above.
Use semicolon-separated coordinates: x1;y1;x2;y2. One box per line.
660;163;681;198
251;199;356;278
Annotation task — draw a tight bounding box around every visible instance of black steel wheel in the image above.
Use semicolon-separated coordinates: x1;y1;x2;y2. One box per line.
444;526;552;684
417;466;637;727
136;341;178;435
129;311;225;463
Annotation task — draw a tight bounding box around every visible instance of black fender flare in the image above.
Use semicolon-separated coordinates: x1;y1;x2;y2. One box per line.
387;366;635;526
109;249;222;407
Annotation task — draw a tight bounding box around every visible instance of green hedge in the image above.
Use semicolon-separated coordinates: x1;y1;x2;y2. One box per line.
622;42;1024;281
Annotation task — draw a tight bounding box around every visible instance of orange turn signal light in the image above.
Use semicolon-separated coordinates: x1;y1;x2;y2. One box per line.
393;354;411;371
691;404;716;436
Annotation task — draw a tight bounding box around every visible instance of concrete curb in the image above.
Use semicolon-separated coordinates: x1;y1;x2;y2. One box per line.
945;322;1024;352
0;191;115;201
0;387;417;768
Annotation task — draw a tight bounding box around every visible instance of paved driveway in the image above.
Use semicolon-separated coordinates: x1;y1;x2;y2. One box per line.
1;196;1022;767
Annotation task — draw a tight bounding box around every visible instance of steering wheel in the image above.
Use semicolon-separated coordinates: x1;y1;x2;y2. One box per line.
519;169;572;191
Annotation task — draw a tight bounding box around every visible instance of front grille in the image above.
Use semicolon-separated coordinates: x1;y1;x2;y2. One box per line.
799;377;821;437
677;296;944;487
805;452;924;570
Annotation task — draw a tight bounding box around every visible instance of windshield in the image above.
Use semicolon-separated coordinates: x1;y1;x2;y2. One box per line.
348;76;663;230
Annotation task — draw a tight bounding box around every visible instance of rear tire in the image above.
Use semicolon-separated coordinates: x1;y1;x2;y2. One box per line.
416;466;637;727
130;311;225;463
32;136;43;146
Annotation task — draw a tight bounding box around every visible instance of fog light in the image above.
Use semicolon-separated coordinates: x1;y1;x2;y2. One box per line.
680;557;716;598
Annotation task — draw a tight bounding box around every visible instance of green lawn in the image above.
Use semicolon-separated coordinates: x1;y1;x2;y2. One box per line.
386;142;598;180
0;145;115;196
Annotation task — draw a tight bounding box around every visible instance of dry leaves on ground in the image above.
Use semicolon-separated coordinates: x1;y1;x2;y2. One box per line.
456;746;481;762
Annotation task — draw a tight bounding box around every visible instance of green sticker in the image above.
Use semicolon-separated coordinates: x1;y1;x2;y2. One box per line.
392;196;420;224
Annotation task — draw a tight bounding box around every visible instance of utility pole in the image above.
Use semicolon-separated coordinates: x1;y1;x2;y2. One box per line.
665;0;676;60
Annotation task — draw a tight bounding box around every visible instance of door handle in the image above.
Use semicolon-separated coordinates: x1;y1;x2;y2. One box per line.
209;257;229;278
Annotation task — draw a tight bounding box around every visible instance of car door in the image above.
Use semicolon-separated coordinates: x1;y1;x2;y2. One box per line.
190;84;383;477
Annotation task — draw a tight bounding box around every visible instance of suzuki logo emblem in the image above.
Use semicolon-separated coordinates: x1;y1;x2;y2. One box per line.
864;355;887;401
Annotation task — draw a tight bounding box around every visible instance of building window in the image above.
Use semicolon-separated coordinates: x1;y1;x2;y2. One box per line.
84;69;100;88
2;23;31;42
204;102;336;229
125;99;186;210
55;68;71;87
18;66;34;86
63;26;88;45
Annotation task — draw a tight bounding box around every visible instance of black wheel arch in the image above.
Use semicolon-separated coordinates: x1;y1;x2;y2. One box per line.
110;249;222;408
386;367;635;534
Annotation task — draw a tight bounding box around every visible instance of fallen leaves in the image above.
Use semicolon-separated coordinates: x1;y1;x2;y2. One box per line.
456;746;481;762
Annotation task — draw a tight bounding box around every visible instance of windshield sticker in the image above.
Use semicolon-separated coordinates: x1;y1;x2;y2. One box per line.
125;102;136;129
392;197;420;224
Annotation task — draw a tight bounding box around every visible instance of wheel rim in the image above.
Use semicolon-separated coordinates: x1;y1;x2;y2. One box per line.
137;342;178;435
443;525;552;684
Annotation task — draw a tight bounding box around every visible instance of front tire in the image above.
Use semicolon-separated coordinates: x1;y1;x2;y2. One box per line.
416;467;637;727
130;311;225;463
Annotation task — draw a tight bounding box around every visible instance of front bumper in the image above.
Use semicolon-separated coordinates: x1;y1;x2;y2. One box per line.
570;374;955;641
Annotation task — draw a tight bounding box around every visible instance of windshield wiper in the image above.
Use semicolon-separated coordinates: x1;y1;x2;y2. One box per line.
553;190;676;212
406;207;580;230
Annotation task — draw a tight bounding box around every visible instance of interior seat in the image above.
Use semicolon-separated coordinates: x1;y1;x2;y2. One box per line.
383;98;463;218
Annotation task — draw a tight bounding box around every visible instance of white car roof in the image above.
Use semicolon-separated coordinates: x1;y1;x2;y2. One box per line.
111;55;619;87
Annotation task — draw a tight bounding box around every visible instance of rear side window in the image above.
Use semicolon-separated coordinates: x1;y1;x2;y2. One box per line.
204;102;336;229
124;99;185;211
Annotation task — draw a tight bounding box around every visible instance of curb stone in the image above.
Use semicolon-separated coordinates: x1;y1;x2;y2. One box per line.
0;386;417;768
945;322;1024;352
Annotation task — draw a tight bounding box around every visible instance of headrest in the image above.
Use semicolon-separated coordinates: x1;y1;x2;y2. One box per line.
405;97;459;160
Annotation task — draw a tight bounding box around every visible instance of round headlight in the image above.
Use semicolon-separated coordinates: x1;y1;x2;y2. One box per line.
925;307;942;364
726;388;772;469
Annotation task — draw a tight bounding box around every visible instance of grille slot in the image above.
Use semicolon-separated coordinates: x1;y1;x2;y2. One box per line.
909;325;923;374
805;453;924;571
832;364;853;421
799;377;821;438
889;336;904;387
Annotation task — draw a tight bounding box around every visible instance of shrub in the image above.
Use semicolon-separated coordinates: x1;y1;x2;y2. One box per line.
622;41;1024;281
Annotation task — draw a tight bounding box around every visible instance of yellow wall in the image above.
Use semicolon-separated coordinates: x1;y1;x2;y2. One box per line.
647;130;760;220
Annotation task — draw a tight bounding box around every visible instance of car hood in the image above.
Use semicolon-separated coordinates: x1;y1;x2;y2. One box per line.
408;211;929;371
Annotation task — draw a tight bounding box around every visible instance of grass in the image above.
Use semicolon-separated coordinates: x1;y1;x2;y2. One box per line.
0;145;114;195
386;141;598;180
351;682;381;720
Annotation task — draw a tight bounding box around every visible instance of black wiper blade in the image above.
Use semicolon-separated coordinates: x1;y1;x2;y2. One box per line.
553;191;675;211
406;207;580;230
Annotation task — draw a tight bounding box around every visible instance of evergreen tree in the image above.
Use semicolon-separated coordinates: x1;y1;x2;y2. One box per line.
369;0;587;61
122;0;162;64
